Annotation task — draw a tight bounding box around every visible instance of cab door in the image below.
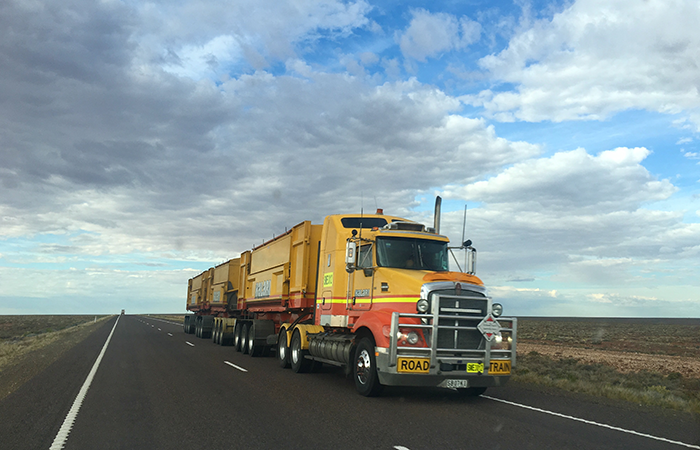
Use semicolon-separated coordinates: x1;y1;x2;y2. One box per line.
348;243;374;311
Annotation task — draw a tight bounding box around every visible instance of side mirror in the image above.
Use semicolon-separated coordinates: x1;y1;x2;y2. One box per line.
463;239;472;248
345;241;357;273
345;241;356;264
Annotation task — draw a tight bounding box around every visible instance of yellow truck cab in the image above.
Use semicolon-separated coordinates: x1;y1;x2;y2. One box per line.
308;210;516;396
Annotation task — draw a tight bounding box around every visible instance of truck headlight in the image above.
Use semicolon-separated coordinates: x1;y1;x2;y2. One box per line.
407;331;419;345
416;299;430;313
492;303;503;317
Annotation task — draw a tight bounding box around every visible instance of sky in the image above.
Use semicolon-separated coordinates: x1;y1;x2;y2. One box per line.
1;0;698;317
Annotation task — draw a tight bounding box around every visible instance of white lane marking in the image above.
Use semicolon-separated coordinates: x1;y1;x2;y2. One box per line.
224;361;248;372
167;333;173;337
394;446;411;450
484;396;700;449
50;316;120;450
185;341;195;347
158;328;161;331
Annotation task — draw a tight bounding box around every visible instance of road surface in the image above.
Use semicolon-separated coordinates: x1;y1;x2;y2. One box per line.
1;315;698;450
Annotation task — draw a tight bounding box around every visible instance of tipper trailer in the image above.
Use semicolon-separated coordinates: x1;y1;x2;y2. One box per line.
185;198;516;396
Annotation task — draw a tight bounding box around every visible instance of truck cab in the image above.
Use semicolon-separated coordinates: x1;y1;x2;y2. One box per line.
312;211;516;396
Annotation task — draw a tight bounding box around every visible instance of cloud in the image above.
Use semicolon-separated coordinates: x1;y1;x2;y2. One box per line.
136;0;373;78
440;146;698;293
446;147;676;213
398;9;481;61
0;0;540;262
466;0;700;127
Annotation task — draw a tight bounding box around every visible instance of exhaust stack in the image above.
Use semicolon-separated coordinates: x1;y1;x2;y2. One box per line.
434;196;442;235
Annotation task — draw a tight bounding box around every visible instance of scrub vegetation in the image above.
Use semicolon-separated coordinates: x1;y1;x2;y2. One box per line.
147;314;185;324
0;315;110;400
513;318;700;414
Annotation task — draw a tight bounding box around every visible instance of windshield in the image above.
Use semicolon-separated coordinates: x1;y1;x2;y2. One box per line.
376;237;449;271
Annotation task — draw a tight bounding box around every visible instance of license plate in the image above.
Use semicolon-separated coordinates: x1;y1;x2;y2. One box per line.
397;357;430;373
444;379;469;389
489;360;511;375
467;362;484;373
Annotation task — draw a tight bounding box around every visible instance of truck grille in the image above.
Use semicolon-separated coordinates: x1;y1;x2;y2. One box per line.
431;290;486;352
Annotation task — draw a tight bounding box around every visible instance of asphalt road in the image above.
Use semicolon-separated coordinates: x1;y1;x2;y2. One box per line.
1;315;698;450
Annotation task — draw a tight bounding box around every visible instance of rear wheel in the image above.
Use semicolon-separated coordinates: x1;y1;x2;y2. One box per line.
233;323;243;351
290;330;311;373
277;328;290;368
241;323;250;355
248;323;263;357
354;337;383;397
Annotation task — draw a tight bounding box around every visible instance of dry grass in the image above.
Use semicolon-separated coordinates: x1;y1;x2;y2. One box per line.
145;314;186;324
514;318;700;414
0;315;111;400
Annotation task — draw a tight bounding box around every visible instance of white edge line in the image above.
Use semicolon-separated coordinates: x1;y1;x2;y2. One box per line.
224;361;248;372
483;395;700;449
49;316;120;450
185;341;195;347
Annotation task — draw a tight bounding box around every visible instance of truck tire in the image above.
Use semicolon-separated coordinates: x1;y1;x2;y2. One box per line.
290;329;311;373
234;323;243;352
241;323;250;354
354;337;383;397
248;322;263;357
221;321;234;346
278;328;290;368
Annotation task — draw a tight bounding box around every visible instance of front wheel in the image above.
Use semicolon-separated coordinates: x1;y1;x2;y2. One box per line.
354;337;383;397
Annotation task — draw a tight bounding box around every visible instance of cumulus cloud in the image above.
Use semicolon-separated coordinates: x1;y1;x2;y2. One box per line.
0;0;539;262
136;0;373;78
466;0;700;127
398;9;481;61
440;146;698;297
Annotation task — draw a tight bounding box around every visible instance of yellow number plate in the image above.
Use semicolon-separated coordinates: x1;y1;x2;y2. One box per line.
489;360;511;375
466;362;484;373
397;357;430;373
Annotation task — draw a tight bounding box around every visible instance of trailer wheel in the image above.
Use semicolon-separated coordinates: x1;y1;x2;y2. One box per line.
457;387;487;397
241;323;250;354
234;323;243;351
212;320;219;344
278;328;290;369
248;323;263;357
290;329;311;373
354;337;383;397
221;322;234;346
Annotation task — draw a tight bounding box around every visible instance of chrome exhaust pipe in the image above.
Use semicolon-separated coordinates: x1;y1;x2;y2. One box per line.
434;196;442;234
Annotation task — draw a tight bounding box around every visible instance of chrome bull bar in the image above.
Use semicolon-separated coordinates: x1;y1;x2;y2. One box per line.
388;293;517;373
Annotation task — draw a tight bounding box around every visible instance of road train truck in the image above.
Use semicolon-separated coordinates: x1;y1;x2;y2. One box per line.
185;198;516;396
